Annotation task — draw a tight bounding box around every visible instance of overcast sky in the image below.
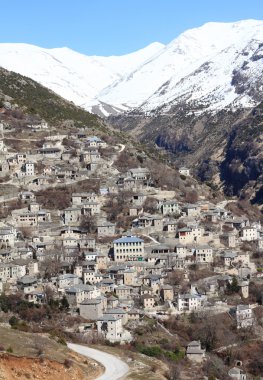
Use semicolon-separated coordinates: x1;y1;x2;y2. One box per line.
1;0;263;55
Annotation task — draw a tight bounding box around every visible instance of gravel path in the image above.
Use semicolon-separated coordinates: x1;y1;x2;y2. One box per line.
68;343;129;380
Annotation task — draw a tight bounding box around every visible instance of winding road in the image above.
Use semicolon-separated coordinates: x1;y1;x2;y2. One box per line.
67;343;129;380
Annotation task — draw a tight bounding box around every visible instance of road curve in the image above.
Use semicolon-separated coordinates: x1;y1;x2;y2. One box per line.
67;343;129;380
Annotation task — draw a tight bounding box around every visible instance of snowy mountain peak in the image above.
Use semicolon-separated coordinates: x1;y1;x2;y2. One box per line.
0;20;263;116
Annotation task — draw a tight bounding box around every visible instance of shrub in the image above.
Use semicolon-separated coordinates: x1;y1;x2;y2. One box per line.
57;337;67;346
64;358;73;368
137;344;162;357
7;346;13;353
9;315;19;327
136;344;184;362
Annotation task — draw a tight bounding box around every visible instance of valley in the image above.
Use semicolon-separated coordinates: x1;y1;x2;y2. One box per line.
0;18;263;380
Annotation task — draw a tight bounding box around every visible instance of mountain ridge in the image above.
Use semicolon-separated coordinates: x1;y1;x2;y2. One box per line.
0;19;263;116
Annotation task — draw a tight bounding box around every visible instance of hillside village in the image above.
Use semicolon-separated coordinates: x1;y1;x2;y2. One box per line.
0;107;263;380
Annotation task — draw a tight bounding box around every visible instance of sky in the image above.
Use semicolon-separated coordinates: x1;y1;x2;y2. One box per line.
0;0;263;56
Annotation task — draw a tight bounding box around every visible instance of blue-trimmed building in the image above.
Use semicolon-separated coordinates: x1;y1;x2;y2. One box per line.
113;235;144;262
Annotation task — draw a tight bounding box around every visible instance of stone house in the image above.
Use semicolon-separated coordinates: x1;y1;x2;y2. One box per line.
224;218;249;230
27;261;39;276
97;315;124;342
25;291;45;304
17;276;38;293
143;274;164;294
60;226;82;239
0;228;16;248
96;254;108;270
0;159;9;175
223;251;250;267
104;308;128;325
220;233;236;248
54;164;76;179
66;284;100;307
86;162;98;171
57;273;80;289
160;200;181;215
0;248;15;263
129;205;143;216
117;175;136;191
19;162;35;177
97;279;115;294
178;228;194;244
164;220;178;233
19;191;36;202
79;298;104;320
64;207;80;225
194;245;213;263
129;168;150;181
183;204;200;217
240;227;258;241
160;284;174;301
83;270;103;285
235;304;254;329
175;244;188;258
79;237;96;250
10;262;27;279
37;147;61;158
177;293;205;312
140;285;152;296
81;202;100;216
132;214;163;231
80;148;101;164
32;176;49;187
132;193;146;206
7;156;18;171
257;238;263;251
128;309;141;320
61;151;74;161
228;367;247;380
239;280;249;299
86;136;106;148
141;294;155;309
186;341;205;362
71;192;97;205
16;153;27;165
115;285;133;299
12;209;51;227
204;212;218;223
179;167;190;176
123;269;136;286
107;295;119;309
0;263;12;281
97;221;115;236
223;251;238;267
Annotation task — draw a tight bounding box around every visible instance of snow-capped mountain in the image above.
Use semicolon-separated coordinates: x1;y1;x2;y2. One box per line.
1;19;263;116
0;41;164;113
96;19;263;114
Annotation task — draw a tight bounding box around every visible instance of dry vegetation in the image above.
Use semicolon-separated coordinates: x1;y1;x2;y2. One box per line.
102;191;134;229
114;150;140;173
0;326;102;380
0;198;23;219
35;179;100;210
226;200;263;223
36;187;72;210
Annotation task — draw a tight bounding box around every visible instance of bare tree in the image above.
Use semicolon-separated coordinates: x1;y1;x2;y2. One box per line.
80;214;97;234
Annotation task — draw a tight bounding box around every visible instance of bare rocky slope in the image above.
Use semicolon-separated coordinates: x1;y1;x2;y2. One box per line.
109;102;263;206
